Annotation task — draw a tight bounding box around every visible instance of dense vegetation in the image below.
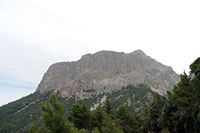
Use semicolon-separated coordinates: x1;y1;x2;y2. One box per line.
148;57;200;133
0;84;156;133
1;57;200;133
0;92;48;133
30;92;142;133
142;58;200;133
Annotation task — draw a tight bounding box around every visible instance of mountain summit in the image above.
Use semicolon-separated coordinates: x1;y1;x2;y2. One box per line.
37;50;179;98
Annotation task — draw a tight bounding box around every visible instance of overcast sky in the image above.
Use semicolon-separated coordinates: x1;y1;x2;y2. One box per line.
0;0;200;106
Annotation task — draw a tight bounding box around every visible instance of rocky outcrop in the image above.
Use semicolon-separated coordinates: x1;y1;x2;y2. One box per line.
37;50;180;98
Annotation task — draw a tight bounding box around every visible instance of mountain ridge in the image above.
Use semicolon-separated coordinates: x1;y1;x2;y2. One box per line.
37;50;180;97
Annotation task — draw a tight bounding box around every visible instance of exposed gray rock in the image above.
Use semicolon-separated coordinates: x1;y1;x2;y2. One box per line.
37;50;180;98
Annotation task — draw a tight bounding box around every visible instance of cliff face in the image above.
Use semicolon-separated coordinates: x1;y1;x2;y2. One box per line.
37;50;180;98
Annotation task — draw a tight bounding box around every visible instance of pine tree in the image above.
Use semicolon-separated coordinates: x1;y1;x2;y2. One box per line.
145;94;165;133
41;92;68;133
116;106;139;133
68;103;91;130
91;107;104;130
159;57;200;133
104;100;112;114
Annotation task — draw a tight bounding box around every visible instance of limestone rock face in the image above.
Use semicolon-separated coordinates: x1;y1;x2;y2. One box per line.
37;50;180;98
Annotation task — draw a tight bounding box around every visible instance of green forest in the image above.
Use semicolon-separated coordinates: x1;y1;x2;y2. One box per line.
29;58;200;133
0;84;157;132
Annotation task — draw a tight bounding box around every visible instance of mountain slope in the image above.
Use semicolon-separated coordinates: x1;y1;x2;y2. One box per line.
0;50;180;132
37;50;179;97
0;84;157;133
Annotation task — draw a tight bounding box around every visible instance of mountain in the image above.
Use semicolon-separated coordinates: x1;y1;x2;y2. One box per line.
37;50;179;97
0;50;180;132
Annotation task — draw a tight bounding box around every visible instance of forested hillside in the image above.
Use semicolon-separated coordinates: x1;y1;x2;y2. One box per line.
30;57;200;133
1;57;200;133
0;84;157;133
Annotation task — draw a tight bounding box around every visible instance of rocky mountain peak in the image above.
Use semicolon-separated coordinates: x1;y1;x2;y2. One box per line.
131;49;146;55
37;50;180;98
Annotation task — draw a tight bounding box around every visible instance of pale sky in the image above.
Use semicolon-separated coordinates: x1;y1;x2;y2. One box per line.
0;0;200;106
